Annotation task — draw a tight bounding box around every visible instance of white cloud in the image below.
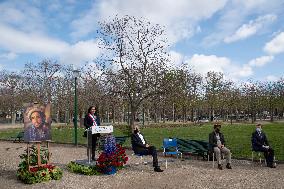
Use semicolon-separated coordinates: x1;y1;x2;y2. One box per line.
224;14;277;43
264;32;284;55
60;39;102;66
0;1;45;33
265;75;278;81
248;56;274;67
183;54;257;80
168;51;184;69
232;64;253;78
71;0;227;43
0;24;102;66
230;55;274;79
0;52;17;60
202;0;283;46
70;3;99;39
0;24;69;55
185;54;231;75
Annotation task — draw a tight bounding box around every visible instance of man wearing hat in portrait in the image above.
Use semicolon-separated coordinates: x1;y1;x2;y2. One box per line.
24;104;51;142
209;123;232;170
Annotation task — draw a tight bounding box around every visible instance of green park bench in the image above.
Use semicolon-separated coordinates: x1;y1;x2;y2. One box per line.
115;136;129;146
177;138;198;156
177;138;209;159
11;131;24;143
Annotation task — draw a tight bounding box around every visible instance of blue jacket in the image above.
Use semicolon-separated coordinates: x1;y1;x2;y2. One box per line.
251;131;269;151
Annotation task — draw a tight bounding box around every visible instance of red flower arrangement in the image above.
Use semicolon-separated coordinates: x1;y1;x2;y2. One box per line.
30;164;55;173
96;144;128;174
17;145;63;184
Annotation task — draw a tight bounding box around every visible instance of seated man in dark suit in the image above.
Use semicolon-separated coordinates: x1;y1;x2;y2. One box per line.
209;123;232;170
252;123;276;168
131;126;163;172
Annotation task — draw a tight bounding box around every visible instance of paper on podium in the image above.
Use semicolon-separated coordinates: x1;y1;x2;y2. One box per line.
91;125;113;134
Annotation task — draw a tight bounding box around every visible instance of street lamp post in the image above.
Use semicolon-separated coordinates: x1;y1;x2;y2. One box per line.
73;69;80;146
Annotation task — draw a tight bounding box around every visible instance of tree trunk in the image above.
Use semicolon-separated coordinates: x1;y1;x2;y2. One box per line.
11;112;16;125
130;104;137;131
154;104;157;123
107;109;110;123
162;107;165;123
172;103;175;122
56;109;60;123
191;107;194;122
112;107;115;124
183;105;186;122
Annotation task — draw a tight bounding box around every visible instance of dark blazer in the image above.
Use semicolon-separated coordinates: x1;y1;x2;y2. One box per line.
251;131;269;151
209;131;225;150
84;114;100;129
131;133;148;153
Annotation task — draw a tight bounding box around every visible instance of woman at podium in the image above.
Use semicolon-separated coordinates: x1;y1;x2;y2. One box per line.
84;106;100;160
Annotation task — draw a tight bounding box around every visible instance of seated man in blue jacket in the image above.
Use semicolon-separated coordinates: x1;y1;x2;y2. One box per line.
251;123;276;168
131;126;163;172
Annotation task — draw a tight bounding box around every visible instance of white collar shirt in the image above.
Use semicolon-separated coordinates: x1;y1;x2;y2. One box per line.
137;133;146;144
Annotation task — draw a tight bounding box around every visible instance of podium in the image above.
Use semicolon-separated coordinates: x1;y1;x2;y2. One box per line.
91;125;113;134
75;125;113;166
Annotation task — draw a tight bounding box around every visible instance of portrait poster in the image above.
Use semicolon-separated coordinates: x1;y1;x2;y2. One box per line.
23;103;51;142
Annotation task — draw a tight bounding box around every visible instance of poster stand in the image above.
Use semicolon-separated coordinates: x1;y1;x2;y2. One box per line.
26;140;51;172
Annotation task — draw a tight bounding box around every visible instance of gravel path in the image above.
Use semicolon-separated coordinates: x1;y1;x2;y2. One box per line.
0;141;283;189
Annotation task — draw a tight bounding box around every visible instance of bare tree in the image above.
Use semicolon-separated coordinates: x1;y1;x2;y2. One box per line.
98;15;169;130
22;59;61;103
204;71;224;122
0;71;24;123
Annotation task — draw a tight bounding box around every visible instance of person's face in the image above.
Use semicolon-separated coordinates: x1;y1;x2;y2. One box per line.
134;126;140;134
256;124;262;130
90;107;96;114
30;112;42;128
215;126;221;132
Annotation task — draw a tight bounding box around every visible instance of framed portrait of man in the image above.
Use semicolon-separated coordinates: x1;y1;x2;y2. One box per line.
23;103;51;142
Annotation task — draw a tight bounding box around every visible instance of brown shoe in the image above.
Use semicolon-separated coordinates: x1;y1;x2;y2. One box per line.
218;164;223;170
226;163;232;169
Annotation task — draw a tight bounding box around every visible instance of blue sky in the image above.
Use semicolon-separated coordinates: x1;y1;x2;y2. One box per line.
0;0;284;82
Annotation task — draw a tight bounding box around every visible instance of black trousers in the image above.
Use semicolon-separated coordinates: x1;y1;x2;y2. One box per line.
91;134;100;159
264;148;275;165
135;146;159;167
254;146;274;165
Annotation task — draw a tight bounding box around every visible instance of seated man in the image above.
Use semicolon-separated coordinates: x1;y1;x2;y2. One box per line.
209;123;232;170
251;123;276;168
131;126;163;172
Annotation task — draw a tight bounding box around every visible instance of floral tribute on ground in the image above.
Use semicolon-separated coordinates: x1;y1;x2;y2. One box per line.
17;145;63;184
68;134;128;175
96;135;128;174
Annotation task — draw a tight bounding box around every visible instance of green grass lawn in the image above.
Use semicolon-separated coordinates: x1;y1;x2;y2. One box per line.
139;122;284;161
1;122;283;161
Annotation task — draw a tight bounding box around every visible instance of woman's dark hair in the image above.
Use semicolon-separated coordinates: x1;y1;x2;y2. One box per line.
29;111;46;127
87;106;98;115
